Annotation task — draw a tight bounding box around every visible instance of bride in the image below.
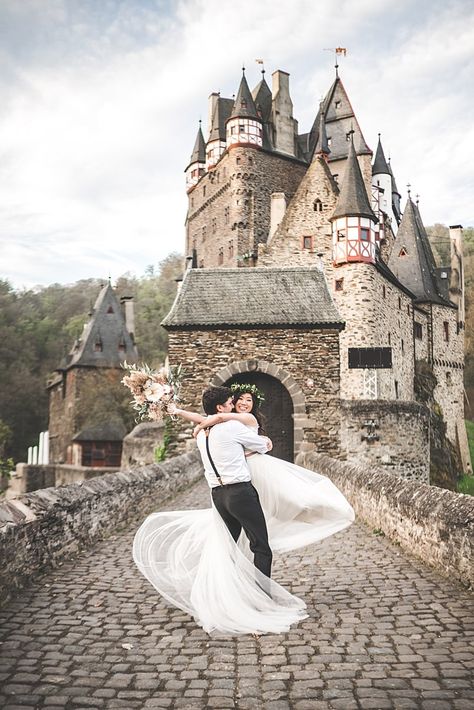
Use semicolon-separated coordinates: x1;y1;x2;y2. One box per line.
132;383;354;636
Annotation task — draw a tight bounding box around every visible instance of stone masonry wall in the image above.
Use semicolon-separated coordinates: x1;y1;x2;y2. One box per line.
340;400;430;482
0;450;203;605
167;326;341;457
6;463;121;498
296;450;474;589
186;147;306;267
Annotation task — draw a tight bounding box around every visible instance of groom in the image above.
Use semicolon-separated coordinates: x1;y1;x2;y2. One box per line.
195;385;273;578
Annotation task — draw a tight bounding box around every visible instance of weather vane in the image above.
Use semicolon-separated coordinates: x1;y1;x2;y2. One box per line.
323;47;348;76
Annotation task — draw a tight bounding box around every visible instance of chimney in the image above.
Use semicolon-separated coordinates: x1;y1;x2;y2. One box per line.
268;192;287;241
120;296;135;340
271;70;296;156
208;92;219;140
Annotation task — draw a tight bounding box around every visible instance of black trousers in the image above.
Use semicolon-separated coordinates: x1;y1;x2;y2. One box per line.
211;481;273;578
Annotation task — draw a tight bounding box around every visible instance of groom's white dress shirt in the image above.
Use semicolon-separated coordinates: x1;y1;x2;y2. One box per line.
196;420;268;488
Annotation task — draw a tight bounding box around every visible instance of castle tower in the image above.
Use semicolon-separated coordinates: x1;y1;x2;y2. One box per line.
47;284;138;467
185;122;206;191
331;136;377;265
371;135;395;242
226;69;263;149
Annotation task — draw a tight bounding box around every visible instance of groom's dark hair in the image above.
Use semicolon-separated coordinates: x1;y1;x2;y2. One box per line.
202;386;232;415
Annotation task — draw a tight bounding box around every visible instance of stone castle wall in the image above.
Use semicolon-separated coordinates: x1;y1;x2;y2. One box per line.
0;451;203;605
339;399;430;482
296;450;474;589
186;147;306;267
167;326;342;457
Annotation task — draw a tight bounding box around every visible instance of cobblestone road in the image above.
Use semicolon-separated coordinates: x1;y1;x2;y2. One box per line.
1;478;473;710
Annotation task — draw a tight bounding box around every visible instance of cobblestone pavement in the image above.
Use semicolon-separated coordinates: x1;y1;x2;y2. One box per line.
1;478;473;710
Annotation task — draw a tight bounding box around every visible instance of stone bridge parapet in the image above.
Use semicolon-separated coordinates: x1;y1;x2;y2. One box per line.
297;450;474;589
0;450;202;606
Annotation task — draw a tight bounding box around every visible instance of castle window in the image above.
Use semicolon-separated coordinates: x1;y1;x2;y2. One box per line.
401;339;404;354
229;240;234;258
118;339;126;352
203;186;206;197
335;100;341;109
414;322;423;339
327;137;332;146
398;297;402;309
218;247;224;265
394;380;399;399
107;305;114;314
443;321;449;342
239;124;245;133
191;197;194;208
241;99;247;109
346;132;351;141
212;218;217;234
313;199;323;212
382;285;386;298
388;333;391;345
94;339;103;352
199;259;204;268
302;235;313;250
446;371;452;385
333;174;339;184
337;229;345;241
348;347;392;369
202;225;207;240
360;227;370;241
224;207;230;224
399;246;408;257
223;167;227;177
407;304;410;315
335;278;344;292
236;156;241;165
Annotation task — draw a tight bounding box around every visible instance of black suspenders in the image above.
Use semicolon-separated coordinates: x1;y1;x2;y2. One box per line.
205;430;224;486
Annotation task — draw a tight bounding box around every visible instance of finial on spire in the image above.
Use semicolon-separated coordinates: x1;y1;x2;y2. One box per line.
378;132;381;139
108;274;112;285
242;64;245;75
416;193;420;206
407;183;411;196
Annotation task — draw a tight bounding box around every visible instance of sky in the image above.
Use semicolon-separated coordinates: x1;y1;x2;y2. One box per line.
0;0;473;290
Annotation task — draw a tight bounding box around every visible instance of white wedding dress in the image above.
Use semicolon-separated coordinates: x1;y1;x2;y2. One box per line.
133;440;355;636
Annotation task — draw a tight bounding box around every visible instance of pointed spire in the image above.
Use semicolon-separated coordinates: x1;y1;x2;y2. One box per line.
314;107;330;157
332;136;376;221
372;134;390;175
189;121;206;164
388;197;449;304
230;69;259;120
252;73;272;123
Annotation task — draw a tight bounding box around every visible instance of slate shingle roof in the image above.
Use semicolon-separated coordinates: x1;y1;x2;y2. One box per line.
60;284;138;370
332;139;376;221
162;267;344;329
208;98;234;143
229;73;259;120
387;198;454;306
372;136;390;175
187;124;205;168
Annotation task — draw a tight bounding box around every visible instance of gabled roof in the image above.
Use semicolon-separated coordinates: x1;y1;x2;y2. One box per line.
332;138;376;221
162;267;344;329
229;72;260;120
252;74;272;123
372;136;390;175
307;76;372;162
59;284;138;370
208;97;234;143
187;123;205;167
387;198;454;306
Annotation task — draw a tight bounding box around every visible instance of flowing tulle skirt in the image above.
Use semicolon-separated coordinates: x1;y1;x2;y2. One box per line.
132;453;354;635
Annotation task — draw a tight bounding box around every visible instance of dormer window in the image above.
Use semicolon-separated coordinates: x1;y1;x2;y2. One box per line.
399;246;408;257
346;132;351;141
118;338;126;352
241;99;247;109
107;305;114;314
313;199;323;212
335;100;341;109
327;137;332;146
94;339;103;352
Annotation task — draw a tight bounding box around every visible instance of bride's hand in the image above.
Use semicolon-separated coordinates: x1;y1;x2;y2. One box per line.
167;402;178;415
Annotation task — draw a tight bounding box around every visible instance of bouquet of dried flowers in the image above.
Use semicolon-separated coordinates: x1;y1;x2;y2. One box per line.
121;362;183;422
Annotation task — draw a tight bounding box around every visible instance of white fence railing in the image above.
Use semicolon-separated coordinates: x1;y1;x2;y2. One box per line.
27;431;49;465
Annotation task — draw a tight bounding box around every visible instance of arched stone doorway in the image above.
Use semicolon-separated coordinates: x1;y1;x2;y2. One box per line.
211;359;307;463
225;372;294;462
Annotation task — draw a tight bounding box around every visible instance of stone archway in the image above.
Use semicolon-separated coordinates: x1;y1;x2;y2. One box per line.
210;359;307;462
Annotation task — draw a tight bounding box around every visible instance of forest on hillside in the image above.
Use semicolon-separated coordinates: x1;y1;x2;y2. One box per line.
0;226;473;465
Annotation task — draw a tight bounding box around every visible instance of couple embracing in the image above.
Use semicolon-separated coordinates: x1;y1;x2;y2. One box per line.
133;382;354;635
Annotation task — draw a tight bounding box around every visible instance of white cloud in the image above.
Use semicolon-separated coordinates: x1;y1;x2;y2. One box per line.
0;0;473;289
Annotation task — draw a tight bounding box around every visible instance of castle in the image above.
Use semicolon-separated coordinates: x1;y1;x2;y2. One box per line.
163;65;469;480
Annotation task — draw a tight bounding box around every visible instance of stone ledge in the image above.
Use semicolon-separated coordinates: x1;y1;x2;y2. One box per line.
296;451;474;589
0;450;203;606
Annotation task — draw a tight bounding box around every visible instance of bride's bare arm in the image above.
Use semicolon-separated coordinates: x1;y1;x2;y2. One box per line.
167;403;206;424
193;412;257;437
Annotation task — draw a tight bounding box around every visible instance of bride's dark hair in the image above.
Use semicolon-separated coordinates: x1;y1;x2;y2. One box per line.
232;389;267;435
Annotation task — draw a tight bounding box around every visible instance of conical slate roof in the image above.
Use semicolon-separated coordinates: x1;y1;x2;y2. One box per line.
229;72;260;120
252;74;272;122
387;198;452;305
332;138;376;221
59;284;138;370
388;158;400;196
208;97;234;142
372;136;390;175
188;123;205;165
